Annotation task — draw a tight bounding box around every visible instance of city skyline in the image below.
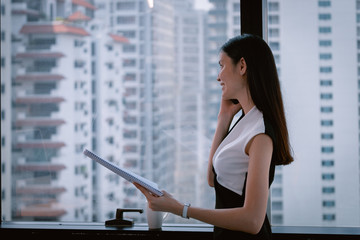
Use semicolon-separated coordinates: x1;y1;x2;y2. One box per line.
1;0;359;227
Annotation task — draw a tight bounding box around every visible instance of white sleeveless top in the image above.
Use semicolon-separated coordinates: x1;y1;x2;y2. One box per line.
213;106;265;196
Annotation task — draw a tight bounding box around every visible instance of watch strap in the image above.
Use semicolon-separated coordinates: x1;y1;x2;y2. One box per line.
182;203;191;219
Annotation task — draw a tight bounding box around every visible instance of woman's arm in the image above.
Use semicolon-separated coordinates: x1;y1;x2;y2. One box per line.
135;133;273;235
206;115;233;187
207;99;242;187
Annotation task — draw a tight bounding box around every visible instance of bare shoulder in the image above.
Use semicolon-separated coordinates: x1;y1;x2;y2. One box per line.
245;133;273;158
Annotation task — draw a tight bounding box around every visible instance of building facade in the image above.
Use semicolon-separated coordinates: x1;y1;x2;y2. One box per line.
268;0;360;226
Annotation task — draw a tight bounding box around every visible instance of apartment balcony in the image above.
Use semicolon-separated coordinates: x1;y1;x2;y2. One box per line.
72;0;97;11
67;11;91;22
15;74;65;83
20;23;90;37
208;9;227;15
11;2;40;17
17;204;67;218
15;52;65;59
15;141;66;149
15;163;66;172
15;96;65;104
16;185;66;195
14;118;66;127
14;186;67;217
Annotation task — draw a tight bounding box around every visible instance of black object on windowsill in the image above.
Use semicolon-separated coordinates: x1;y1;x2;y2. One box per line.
105;208;143;227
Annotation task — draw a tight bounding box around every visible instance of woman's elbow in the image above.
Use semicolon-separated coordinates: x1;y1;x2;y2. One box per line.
242;213;266;235
207;178;214;187
207;172;215;187
246;218;263;235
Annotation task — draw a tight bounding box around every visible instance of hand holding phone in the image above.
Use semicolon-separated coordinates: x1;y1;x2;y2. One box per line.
231;99;239;104
219;98;242;119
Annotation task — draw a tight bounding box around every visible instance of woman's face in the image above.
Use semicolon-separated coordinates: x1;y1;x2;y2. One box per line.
217;51;246;100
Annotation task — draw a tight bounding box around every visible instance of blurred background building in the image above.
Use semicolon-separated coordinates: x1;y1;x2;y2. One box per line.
1;0;359;227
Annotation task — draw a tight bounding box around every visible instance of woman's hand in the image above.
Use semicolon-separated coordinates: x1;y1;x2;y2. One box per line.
133;183;183;216
218;98;242;120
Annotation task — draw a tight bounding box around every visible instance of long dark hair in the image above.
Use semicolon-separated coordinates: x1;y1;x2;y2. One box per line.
221;34;293;165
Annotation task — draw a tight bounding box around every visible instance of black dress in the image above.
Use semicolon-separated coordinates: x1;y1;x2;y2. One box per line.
213;116;277;240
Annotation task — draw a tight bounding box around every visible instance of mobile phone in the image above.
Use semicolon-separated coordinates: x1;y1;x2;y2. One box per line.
231;99;239;104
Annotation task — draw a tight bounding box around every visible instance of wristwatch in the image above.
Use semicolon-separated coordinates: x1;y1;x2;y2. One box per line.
182;203;191;219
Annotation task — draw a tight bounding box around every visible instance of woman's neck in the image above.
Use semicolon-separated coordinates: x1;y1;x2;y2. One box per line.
238;95;255;115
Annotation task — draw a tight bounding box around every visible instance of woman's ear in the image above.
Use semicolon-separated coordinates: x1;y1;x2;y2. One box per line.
238;57;247;76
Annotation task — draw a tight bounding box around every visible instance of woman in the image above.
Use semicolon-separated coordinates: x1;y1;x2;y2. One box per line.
135;34;293;239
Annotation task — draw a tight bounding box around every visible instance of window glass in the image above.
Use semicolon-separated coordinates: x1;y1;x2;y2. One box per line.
268;0;359;227
0;0;239;224
2;0;359;229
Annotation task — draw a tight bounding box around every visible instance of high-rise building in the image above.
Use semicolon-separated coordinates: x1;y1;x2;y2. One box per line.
9;0;95;221
268;0;360;226
172;0;209;223
2;0;359;228
89;29;129;221
93;0;178;223
1;0;129;222
1;0;13;221
205;0;240;138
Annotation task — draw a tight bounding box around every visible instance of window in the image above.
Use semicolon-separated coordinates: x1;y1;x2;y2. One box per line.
117;30;136;38
320;53;332;60
267;0;359;230
320;106;333;113
319;40;331;47
1;1;359;238
269;28;279;37
233;16;240;25
322;173;335;180
323;200;335;207
123;44;136;53
322;187;335;194
116;2;136;10
321;133;333;139
320;93;332;99
319;13;331;21
269;15;279;24
323;214;336;221
320;79;332;86
320;66;332;73
269;41;280;50
321;146;334;153
319;26;332;33
269;2;279;11
233;2;240;12
117;16;136;24
319;1;331;7
322;160;334;167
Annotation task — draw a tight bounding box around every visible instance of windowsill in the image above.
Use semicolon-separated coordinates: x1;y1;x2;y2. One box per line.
1;222;360;239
